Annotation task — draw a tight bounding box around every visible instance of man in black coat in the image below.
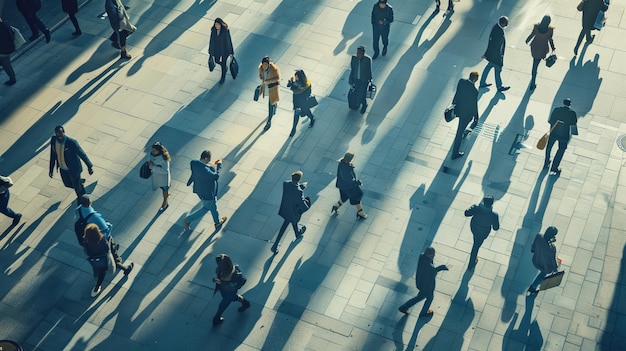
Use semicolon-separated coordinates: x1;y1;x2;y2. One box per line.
399;247;448;318
371;0;394;59
271;171;310;255
451;71;479;160
0;17;17;86
349;46;373;114
464;195;500;270
15;0;50;42
49;126;94;200
544;98;578;176
479;16;509;92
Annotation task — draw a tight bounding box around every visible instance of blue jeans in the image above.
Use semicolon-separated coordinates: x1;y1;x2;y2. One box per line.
480;61;503;89
0;191;18;219
186;199;220;225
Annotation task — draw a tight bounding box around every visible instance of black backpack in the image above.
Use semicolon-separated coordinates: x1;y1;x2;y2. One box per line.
75;211;94;247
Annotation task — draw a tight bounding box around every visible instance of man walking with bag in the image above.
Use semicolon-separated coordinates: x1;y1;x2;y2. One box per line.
544;98;578;176
479;16;510;92
450;71;479;160
270;171;310;255
527;226;559;295
371;0;394;59
464;195;500;270
349;46;372;114
183;150;227;231
1;175;22;226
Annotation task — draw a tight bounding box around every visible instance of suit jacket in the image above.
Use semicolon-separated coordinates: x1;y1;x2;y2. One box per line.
371;3;394;25
484;24;506;67
415;253;445;293
465;203;500;238
582;0;609;30
49;136;93;176
349;56;372;85
531;234;558;272
548;105;577;140
452;78;478;120
187;160;220;200
278;181;309;222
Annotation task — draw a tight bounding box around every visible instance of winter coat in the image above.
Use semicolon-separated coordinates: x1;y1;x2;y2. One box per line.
484;24;506;67
531;233;558;272
187;159;219;201
259;62;280;105
150;154;170;191
287;79;311;111
581;0;609;30
208;27;234;61
336;161;359;190
526;25;555;59
278;181;309;223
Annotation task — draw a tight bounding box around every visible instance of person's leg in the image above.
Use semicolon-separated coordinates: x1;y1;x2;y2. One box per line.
204;199;224;226
479;62;493;86
551;139;568;171
418;291;434;316
70;172;86;198
290;220;302;237
219;58;227;83
358;81;368;112
237;294;251;312
289;109;299;137
529;270;547;291
494;64;503;89
381;25;389;55
271;219;290;253
161;186;169;209
69;13;81;34
185;201;210;225
372;25;380;55
584;28;593;42
435;0;441;11
574;29;585;55
22;13;39;38
0;192;18;218
0;56;16;84
447;0;454;10
213;293;237;324
95;268;107;290
544;135;557;167
530;58;540;87
468;234;486;269
120;30;131;59
452;117;471;155
31;13;50;42
399;292;426;313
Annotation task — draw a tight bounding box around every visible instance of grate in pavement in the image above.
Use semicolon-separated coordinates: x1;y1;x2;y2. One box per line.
467;122;501;142
617;135;626;152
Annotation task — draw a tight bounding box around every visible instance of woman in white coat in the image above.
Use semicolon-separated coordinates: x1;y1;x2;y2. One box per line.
148;142;171;210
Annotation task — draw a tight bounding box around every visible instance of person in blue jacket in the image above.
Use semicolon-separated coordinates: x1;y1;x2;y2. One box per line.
183;150;227;231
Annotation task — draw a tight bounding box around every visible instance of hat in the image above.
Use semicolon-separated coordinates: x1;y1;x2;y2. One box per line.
563;98;571;106
340;152;355;163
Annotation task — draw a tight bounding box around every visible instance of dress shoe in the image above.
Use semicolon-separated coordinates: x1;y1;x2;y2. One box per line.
72;31;82;36
479;83;492;88
297;226;307;238
372;52;379;60
309;118;315;128
498;86;510;92
124;262;134;276
419;310;434;318
238;299;250;312
12;214;22;226
451;152;465;160
360;103;367;114
215;216;228;228
4;79;16;86
526;288;538;296
382;46;387;56
263;122;271;131
398;307;410;315
44;30;51;43
120;51;132;60
212;316;224;326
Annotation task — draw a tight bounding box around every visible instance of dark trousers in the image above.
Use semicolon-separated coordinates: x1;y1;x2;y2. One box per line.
111;30;130;46
399;290;434;316
216;56;227;81
214;291;241;318
21;12;47;37
530;58;541;85
469;232;489;268
372;24;389;54
545;136;568;172
0;55;16;82
452;116;472;154
574;28;593;52
355;80;368;108
68;13;81;32
267;98;277;122
290;108;313;135
95;267;107;288
271;219;299;251
436;0;454;9
60;169;86;198
0;191;18;219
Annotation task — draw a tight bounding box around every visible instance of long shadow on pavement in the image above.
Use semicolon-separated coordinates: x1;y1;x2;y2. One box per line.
502;295;543;350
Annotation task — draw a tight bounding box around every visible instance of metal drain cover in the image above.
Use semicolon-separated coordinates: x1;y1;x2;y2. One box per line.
617;135;626;152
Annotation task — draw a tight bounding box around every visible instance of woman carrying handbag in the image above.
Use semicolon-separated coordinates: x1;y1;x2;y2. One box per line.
147;142;171;210
331;152;367;219
208;18;234;84
287;69;316;137
525;15;556;91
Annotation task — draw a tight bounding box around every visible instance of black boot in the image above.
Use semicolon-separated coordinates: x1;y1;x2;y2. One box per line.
213;315;224;325
238;297;250;312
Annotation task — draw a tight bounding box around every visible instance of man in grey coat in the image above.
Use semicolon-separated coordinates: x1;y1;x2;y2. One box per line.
464;195;500;270
451;71;480;160
270;171;310;255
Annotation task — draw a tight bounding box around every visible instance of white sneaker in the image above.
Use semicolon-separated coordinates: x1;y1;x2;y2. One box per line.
91;286;101;298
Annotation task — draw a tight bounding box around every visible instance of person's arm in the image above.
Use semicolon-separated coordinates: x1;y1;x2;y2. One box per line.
492;213;500;231
464;205;476;217
49;137;56;177
436;264;449;272
73;140;94;174
371;5;375;24
388;6;394;24
349;58;355;85
525;28;535;44
227;29;234;56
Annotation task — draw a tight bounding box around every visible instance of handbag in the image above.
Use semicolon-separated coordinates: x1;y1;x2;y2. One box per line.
593;10;606;30
545;53;557;68
139;161;152;179
444;104;456;122
536;122;559;150
229;56;239;79
367;81;377;99
539;270;565;291
304;95;318;109
253;85;261;101
11;26;26;51
348;85;359;110
576;0;585;11
208;55;216;72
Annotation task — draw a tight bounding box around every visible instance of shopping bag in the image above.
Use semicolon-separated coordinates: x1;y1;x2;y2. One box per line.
208;55;216;71
230;56;239;79
348;86;359;110
11;26;26;51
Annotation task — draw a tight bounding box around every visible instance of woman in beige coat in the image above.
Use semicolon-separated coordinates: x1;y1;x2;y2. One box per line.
259;56;281;131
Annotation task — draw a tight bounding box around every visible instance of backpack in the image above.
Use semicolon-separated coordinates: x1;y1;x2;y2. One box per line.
75;211;95;247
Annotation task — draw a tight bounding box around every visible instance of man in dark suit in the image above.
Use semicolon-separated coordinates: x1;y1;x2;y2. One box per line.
464;195;500;270
271;171;310;255
49;126;94;200
544;98;578;176
451;71;479;160
349;46;373;114
398;247;448;318
371;0;394;59
479;16;510;92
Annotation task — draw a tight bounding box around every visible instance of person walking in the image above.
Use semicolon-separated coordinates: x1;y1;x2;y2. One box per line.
0;175;22;227
371;0;394;59
83;223;134;297
464;195;500;270
49;125;94;201
544;98;578;176
259;56;281;131
527;226;559;295
208;18;234;84
15;0;50;42
270;171;310;255
435;0;454;13
105;0;136;59
331;152;367;219
399;247;449;318
148;142;171;210
479;16;510;92
61;0;82;36
525;15;555;91
574;0;609;55
451;71;479;160
183;150;227;231
287;69;315;137
349;46;372;114
212;253;250;326
0;18;17;86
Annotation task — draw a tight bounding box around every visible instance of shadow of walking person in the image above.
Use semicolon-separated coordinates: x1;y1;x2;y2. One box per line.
552;54;601;121
502;295;544;350
333;0;372;55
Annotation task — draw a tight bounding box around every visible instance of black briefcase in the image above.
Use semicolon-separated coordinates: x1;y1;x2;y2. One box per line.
139;162;152;179
539;270;565;291
444;104;456;122
230;57;239;79
253;85;261;101
348;86;358;110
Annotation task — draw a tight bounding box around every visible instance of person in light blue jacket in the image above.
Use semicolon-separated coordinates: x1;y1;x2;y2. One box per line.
183;150;227;231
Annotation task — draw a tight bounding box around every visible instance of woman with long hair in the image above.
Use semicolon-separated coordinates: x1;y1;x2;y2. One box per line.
259;56;281;131
212;254;250;325
332;152;367;219
287;69;315;137
148;142;171;210
208;18;234;84
525;15;555;91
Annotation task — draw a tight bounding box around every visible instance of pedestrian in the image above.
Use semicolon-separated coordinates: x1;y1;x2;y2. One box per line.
464;195;500;270
525;15;555;91
212;253;250;326
349;46;373;114
399;247;449;318
450;71;479;160
544;98;578;176
435;0;454;13
479;16;510;92
49;125;94;202
0;175;22;226
527;226;559;295
208;18;234;84
286;69;315;137
331;152;367;219
259;56;281;131
15;0;50;42
270;171;310;255
0;17;17;86
147;142;171;210
183;150;227;231
61;0;82;36
83;223;134;297
574;0;609;55
105;0;136;60
371;0;394;59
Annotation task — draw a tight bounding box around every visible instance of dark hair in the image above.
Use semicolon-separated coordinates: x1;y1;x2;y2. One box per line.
294;69;308;84
152;142;171;162
357;46;365;53
214;18;228;30
499;16;509;27
84;223;104;243
261;56;270;65
200;150;212;160
54;125;64;133
291;171;303;182
215;254;234;279
563;98;571;106
424;247;436;257
79;195;91;207
483;195;494;207
537;15;551;33
544;226;558;241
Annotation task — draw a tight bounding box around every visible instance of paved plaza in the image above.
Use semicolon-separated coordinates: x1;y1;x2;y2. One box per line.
1;0;625;350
